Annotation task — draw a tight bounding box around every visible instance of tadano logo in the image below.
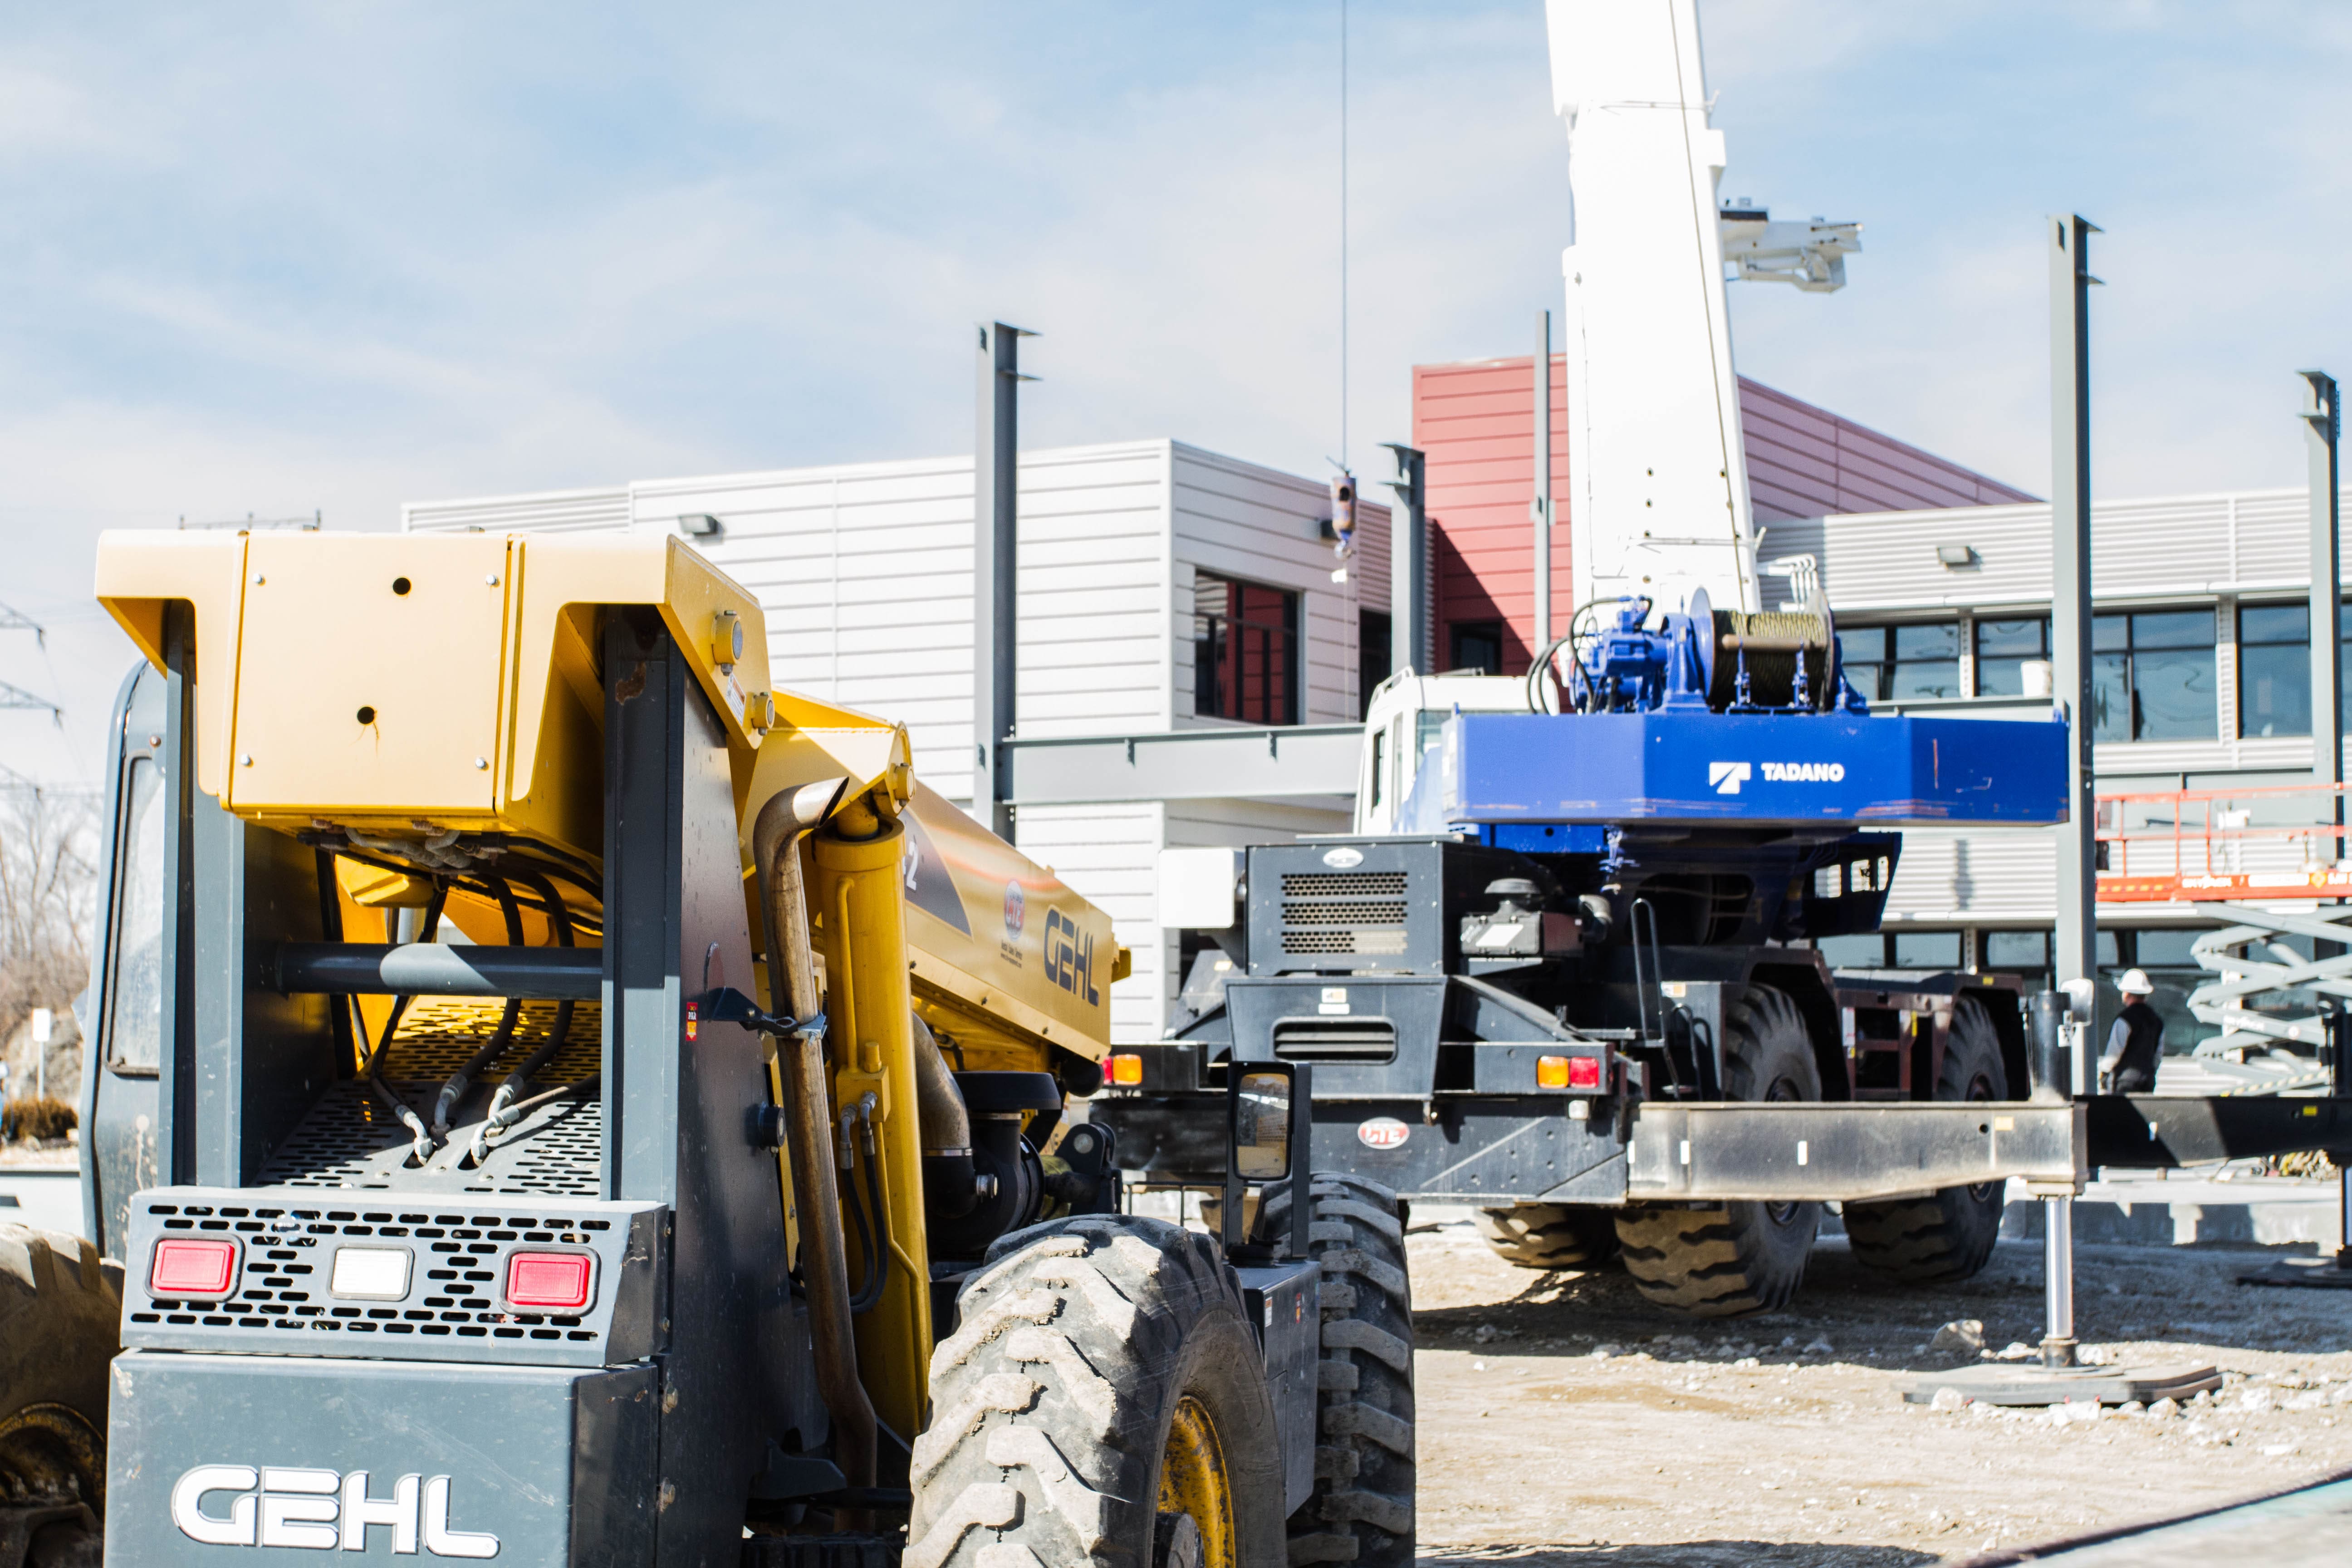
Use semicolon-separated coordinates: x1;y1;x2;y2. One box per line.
171;1465;498;1556
1709;760;1847;794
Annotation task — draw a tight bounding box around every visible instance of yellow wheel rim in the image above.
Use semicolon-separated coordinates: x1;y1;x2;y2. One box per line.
1156;1394;1235;1568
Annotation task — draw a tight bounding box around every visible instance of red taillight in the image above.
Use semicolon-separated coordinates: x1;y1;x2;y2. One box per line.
150;1237;239;1298
505;1251;595;1312
1107;1054;1143;1086
1539;1054;1605;1091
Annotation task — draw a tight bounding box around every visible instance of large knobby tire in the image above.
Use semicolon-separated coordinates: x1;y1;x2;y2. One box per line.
0;1224;121;1564
908;1215;1288;1568
1844;995;2007;1284
1471;1204;1619;1271
1258;1174;1416;1568
1615;985;1822;1317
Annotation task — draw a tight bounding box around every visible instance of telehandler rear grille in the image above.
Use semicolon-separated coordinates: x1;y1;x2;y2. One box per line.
119;1190;663;1368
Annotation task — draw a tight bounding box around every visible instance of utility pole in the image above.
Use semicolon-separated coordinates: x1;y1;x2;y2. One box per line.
972;322;1034;840
1533;311;1554;652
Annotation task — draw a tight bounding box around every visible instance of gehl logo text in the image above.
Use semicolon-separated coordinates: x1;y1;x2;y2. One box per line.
1042;907;1100;1005
171;1465;499;1556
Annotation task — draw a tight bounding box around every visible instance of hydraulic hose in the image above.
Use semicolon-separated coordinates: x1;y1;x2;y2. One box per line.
471;872;579;1164
354;882;448;1164
433;875;526;1137
752;775;877;1512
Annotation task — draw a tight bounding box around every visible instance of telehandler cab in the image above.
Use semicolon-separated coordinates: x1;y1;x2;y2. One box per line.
0;529;1416;1568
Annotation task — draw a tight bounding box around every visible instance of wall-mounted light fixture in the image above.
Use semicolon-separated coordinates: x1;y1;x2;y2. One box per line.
681;513;724;539
1935;543;1978;568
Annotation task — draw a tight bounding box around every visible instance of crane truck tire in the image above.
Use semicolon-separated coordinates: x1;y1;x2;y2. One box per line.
1471;1203;1620;1271
1613;985;1822;1316
0;1224;120;1568
1257;1174;1416;1568
1843;995;2008;1284
909;1214;1288;1568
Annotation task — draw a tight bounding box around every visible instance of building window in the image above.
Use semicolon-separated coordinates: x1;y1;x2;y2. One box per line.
1975;616;2050;697
2092;609;2215;742
1359;610;1392;720
2238;603;2311;737
1450;621;1503;676
1195;573;1298;725
1813;930;1963;970
1840;622;1960;701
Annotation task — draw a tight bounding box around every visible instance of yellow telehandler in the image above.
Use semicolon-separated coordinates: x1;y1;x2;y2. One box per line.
0;529;1415;1568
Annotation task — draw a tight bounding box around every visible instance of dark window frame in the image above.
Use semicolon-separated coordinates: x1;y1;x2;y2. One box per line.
1839;621;1961;703
2092;608;2217;743
1194;571;1301;725
2237;600;2312;739
1973;615;2050;698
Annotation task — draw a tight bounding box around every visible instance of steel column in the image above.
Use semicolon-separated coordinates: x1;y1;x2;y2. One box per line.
2049;214;2100;994
973;321;1031;840
2307;370;2342;828
2046;213;2099;1372
1533;311;1554;650
1380;442;1430;676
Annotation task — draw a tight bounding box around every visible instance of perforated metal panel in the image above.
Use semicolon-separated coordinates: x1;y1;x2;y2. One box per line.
258;999;603;1196
120;1187;664;1368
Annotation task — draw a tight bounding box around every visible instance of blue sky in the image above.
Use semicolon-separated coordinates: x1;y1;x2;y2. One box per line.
3;2;2349;781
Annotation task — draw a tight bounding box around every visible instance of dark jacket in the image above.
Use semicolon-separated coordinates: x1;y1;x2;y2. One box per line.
2107;999;2165;1083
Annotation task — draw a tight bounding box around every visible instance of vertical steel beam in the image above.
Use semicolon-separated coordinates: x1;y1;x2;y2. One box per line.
2306;370;2342;829
973;322;1030;840
1380;443;1429;676
1533;311;1554;651
2049;216;2100;993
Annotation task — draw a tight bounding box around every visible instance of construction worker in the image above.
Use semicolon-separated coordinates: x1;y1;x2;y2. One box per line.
2101;968;2165;1093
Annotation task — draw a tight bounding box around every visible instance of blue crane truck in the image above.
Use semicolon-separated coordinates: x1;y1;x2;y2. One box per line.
1092;593;2079;1315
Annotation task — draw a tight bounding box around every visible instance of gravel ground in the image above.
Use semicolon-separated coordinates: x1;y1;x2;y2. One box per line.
1406;1205;2352;1565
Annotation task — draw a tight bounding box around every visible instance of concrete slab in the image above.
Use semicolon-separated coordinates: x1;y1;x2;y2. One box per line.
0;1169;82;1235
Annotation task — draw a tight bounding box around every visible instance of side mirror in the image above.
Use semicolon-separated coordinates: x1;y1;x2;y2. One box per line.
1224;1060;1311;1259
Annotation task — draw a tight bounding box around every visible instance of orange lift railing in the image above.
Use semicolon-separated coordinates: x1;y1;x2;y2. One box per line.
2096;781;2352;904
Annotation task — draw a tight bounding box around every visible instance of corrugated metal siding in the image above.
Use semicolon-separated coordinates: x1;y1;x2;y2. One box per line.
403;486;632;535
1771;483;2352;931
1170;444;1390;726
409;443;1176;799
1410;357;2030;673
1881;827;2059;926
1759;488;2352;613
1010;802;1166;1046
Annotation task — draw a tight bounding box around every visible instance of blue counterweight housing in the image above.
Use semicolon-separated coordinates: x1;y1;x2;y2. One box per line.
1410;710;2071;834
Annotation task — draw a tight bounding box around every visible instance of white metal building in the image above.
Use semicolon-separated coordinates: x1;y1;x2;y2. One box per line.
407;440;1392;1044
1758;483;2352;1045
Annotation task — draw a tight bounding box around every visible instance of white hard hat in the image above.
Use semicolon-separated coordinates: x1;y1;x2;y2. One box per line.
2118;968;2155;997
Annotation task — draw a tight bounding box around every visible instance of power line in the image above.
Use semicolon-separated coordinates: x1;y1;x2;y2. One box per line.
0;679;62;727
0;602;41;650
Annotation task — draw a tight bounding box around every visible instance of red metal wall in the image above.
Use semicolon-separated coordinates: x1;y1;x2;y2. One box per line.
1411;354;2035;674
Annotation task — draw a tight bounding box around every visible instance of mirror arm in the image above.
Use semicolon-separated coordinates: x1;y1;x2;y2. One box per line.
1287;1062;1313;1261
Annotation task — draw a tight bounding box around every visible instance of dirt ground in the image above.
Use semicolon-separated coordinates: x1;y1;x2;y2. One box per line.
1405;1204;2352;1565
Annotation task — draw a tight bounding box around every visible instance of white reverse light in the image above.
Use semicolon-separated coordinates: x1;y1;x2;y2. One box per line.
329;1246;412;1301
